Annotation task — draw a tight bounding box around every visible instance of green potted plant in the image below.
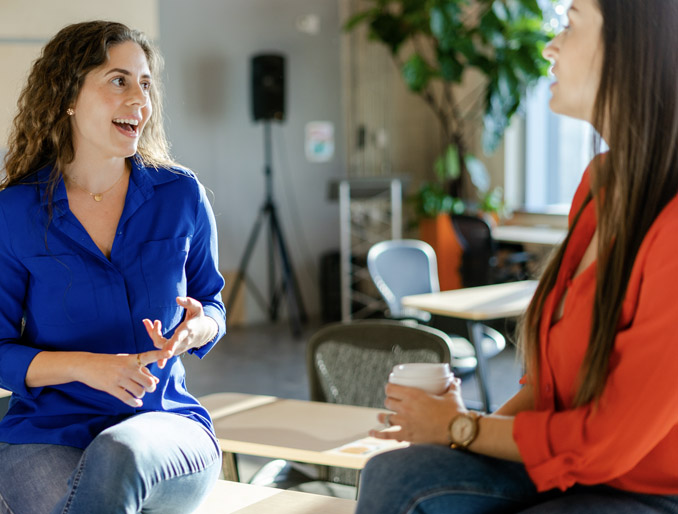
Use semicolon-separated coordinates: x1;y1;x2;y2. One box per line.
346;0;552;288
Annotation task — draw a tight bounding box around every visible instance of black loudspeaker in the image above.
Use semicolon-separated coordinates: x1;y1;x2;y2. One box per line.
251;54;286;121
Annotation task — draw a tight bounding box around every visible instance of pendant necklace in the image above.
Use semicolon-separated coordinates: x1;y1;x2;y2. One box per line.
67;170;127;202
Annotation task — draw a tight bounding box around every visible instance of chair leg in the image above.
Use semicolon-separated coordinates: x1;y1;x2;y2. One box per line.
222;451;240;482
467;321;492;413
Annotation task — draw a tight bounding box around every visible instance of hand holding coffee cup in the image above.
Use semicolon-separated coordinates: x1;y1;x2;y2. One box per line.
388;363;454;395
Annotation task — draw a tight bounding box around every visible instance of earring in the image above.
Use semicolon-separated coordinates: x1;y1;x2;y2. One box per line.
66;108;74;116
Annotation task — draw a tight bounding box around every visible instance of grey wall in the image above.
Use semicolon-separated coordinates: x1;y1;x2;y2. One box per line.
158;0;345;324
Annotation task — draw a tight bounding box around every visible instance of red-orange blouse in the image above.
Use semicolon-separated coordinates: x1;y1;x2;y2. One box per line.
513;163;678;494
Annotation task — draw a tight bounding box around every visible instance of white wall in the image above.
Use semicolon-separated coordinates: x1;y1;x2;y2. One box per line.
0;0;158;149
158;0;345;324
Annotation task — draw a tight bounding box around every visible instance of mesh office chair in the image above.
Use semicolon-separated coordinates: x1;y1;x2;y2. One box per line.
308;319;454;486
251;319;454;492
308;319;453;408
366;239;506;376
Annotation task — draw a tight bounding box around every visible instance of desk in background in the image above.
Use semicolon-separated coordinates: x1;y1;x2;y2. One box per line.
493;225;566;247
402;280;538;412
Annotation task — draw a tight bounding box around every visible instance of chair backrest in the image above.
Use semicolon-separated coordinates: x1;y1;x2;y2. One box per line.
366;239;440;317
451;214;495;287
307;320;453;408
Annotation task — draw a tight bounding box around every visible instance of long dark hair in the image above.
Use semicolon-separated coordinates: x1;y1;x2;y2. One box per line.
520;0;678;406
1;21;174;194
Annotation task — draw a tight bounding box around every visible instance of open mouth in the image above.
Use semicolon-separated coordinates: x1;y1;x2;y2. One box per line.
113;118;139;136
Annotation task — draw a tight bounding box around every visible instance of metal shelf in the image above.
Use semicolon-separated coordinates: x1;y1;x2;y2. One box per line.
329;178;404;321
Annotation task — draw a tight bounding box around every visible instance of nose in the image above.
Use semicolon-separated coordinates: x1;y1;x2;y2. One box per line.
542;34;559;62
127;82;149;107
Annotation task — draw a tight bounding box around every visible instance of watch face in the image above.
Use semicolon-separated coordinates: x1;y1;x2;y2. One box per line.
451;414;475;445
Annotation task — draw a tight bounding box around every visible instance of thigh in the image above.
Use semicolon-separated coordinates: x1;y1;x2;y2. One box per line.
356;445;539;514
0;442;82;514
521;486;678;514
53;412;221;514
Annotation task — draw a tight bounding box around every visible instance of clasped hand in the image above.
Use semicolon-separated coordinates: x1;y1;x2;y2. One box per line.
369;377;466;445
82;297;211;408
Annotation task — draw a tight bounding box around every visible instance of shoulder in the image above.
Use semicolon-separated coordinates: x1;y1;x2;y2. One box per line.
0;180;41;211
136;161;204;195
645;193;678;246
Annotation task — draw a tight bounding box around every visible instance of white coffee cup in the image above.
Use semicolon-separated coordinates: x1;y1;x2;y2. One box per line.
388;363;453;394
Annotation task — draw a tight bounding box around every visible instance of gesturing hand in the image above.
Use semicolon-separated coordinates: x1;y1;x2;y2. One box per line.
79;350;170;407
369;377;466;445
143;296;217;369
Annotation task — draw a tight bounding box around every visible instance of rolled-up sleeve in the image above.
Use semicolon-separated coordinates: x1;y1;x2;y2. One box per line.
185;181;226;358
514;218;678;492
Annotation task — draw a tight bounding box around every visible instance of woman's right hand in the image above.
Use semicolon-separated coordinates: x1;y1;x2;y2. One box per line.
74;349;171;407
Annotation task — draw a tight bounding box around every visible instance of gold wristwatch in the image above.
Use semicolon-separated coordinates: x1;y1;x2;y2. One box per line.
448;411;482;449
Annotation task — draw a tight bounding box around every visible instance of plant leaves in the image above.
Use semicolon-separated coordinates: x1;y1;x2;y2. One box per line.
465;154;490;193
402;53;434;92
434;144;460;181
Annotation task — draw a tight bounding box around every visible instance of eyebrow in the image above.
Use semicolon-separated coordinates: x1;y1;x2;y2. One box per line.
104;68;151;79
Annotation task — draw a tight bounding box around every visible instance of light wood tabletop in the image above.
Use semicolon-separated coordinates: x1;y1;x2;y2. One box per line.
493;225;566;246
402;280;538;412
194;479;356;514
200;392;407;481
401;280;538;321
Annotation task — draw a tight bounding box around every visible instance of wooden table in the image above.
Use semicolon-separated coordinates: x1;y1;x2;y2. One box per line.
402;280;538;411
194;479;356;514
493;225;566;247
200;392;407;483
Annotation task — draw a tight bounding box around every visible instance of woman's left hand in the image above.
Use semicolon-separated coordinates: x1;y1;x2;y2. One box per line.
369;377;466;445
142;296;217;368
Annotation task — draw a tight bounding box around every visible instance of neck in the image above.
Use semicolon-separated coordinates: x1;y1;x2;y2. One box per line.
64;155;129;192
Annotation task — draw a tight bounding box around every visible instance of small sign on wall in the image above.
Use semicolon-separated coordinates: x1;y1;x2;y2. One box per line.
305;121;334;162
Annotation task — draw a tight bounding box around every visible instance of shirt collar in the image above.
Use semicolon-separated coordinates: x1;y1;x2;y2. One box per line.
36;155;180;216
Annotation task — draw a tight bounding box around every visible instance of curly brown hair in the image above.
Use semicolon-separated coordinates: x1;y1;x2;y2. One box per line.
1;20;174;193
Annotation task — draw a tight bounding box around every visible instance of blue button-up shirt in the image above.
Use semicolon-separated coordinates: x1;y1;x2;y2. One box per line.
0;157;226;448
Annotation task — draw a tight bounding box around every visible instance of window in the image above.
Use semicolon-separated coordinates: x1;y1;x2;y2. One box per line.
524;79;594;211
514;0;596;213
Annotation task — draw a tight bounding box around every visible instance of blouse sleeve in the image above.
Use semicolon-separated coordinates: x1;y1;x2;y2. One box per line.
0;204;43;398
185;181;226;358
513;212;678;491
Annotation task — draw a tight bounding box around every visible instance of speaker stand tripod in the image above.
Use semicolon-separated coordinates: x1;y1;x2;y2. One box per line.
226;122;308;336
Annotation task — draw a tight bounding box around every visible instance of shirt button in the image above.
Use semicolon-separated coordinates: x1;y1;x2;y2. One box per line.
545;384;552;393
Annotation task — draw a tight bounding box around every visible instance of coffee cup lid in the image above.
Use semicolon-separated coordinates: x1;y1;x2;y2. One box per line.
391;363;451;378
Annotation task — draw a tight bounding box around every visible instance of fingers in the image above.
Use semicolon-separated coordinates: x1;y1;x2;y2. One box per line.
176;296;203;319
369;426;405;441
142;318;175;368
111;386;143;408
142;319;166;350
377;412;397;427
385;382;426;401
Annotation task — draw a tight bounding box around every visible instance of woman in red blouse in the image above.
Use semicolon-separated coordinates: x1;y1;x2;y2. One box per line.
356;0;678;512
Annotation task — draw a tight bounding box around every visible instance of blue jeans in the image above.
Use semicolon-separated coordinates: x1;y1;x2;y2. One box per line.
0;412;221;514
356;445;678;514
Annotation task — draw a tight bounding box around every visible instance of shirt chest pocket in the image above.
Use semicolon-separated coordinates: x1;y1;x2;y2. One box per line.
23;254;99;325
141;237;190;308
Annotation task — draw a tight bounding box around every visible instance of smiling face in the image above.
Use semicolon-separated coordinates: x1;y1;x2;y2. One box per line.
70;41;153;162
542;0;604;125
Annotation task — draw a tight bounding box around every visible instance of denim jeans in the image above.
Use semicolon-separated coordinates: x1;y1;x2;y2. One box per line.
0;412;221;514
356;445;678;514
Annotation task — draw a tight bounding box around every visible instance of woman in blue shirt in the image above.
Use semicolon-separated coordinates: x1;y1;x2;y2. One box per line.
0;21;226;513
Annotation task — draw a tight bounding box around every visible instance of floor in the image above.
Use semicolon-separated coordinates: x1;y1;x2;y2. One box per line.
182;316;524;498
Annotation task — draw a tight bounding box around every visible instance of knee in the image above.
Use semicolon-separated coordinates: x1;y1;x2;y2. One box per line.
84;429;145;484
361;445;436;494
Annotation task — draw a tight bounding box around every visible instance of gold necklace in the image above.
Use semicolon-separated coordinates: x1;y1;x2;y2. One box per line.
67;170;127;202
